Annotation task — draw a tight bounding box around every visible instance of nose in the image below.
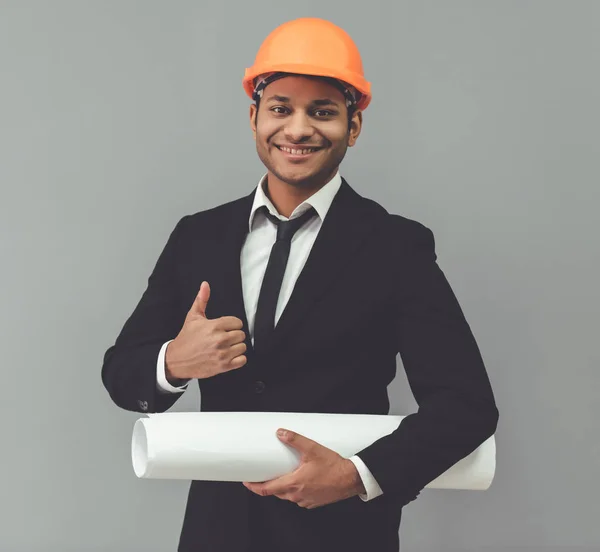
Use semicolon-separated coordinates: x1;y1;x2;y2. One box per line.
283;111;314;143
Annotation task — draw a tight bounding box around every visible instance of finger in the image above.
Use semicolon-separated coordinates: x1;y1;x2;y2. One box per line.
189;281;210;318
227;342;247;359
217;316;245;332
226;354;247;371
278;430;319;456
222;329;246;346
221;343;247;370
245;473;295;497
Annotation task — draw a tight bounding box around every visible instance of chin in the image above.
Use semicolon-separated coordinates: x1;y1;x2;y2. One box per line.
276;168;322;188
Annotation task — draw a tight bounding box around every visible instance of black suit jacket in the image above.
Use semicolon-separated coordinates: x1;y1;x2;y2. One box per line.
102;178;498;552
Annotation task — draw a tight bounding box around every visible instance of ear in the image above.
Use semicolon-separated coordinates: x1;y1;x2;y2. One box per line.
348;109;362;148
249;103;257;140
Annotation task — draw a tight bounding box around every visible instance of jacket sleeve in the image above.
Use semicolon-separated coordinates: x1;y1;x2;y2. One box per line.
101;215;190;413
356;221;499;507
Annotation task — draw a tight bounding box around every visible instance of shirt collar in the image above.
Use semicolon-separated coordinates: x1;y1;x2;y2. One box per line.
248;170;342;232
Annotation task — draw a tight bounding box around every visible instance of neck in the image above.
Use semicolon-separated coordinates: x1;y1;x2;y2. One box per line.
264;170;336;218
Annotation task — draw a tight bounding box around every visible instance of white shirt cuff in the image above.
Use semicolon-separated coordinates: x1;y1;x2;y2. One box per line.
349;455;384;502
156;340;189;394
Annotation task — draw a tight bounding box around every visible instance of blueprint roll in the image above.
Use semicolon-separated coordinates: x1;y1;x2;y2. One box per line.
132;411;495;490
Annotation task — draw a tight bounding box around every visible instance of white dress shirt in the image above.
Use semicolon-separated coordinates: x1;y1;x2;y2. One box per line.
156;170;383;501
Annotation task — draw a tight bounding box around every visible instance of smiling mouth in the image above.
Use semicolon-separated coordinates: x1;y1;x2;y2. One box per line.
275;145;323;156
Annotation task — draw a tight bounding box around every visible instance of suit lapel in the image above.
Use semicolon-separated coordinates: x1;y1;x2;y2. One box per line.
216;188;256;357
216;178;382;358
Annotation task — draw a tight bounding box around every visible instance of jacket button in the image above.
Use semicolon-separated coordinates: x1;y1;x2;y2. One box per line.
253;381;266;394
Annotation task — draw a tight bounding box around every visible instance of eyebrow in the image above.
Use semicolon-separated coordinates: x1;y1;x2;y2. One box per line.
264;95;341;108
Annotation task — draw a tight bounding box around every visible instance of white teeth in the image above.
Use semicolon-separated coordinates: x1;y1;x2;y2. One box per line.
279;146;318;155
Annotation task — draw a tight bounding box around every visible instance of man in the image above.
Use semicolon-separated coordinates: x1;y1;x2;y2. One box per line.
102;17;498;552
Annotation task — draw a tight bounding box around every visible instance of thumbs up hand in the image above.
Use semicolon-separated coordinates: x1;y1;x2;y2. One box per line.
165;281;248;382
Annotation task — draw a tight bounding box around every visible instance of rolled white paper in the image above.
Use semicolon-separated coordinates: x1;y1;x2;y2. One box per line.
132;411;495;490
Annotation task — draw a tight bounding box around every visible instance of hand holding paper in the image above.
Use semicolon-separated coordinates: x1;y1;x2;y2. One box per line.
243;428;365;509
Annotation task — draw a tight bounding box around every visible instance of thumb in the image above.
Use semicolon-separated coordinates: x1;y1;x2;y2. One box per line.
190;281;210;319
277;429;317;457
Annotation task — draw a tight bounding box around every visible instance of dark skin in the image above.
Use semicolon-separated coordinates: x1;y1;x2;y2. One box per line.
243;75;368;508
249;75;363;218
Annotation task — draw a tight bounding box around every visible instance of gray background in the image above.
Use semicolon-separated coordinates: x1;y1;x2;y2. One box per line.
1;1;598;551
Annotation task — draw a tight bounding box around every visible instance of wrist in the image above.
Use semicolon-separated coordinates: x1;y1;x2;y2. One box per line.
345;459;366;496
165;341;188;386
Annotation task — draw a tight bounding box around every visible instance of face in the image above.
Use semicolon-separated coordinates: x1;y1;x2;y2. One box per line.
249;75;362;191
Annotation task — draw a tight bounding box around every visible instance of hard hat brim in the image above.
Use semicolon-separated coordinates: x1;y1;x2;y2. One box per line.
243;63;371;111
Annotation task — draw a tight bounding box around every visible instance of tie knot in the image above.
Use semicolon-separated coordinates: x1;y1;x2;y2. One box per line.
262;206;317;243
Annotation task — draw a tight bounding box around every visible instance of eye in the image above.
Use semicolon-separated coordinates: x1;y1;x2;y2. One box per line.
270;106;289;115
314;110;336;118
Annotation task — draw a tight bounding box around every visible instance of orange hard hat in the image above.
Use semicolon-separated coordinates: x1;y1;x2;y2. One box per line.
243;18;371;111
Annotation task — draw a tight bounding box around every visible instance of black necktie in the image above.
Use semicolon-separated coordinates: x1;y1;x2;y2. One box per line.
253;205;317;353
